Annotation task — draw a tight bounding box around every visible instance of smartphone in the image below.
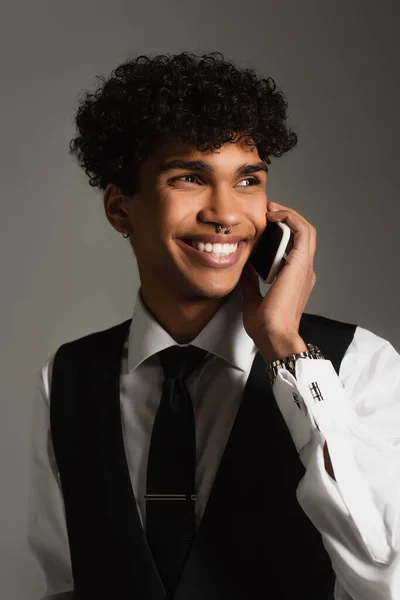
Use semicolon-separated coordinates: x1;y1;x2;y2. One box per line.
247;221;292;284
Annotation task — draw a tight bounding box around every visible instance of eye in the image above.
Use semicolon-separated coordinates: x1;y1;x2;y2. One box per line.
236;176;262;187
174;174;200;184
170;174;263;186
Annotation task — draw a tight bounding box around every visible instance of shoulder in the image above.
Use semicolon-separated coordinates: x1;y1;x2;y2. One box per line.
56;318;132;354
38;318;132;400
301;311;397;374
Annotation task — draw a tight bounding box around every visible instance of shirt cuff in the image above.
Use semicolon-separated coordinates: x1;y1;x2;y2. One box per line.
270;360;314;455
271;358;359;454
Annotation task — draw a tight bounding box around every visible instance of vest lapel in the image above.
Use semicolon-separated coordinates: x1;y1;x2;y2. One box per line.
87;319;168;598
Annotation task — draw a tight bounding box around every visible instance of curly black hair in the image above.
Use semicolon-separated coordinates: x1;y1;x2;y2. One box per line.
69;51;298;196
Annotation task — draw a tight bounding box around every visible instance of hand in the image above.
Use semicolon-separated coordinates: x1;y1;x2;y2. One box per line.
238;201;317;353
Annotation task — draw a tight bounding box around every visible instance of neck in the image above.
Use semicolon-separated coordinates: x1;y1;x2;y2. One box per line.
139;286;229;344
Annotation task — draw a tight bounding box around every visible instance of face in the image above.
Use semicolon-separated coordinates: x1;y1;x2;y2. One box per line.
104;135;268;308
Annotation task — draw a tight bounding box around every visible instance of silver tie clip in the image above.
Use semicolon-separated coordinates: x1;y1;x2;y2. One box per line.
144;494;197;501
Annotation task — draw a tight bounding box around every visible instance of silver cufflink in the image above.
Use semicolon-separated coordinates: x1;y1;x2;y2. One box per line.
292;393;302;410
309;381;324;403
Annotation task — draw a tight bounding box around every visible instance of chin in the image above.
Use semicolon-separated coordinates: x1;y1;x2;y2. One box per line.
181;276;237;300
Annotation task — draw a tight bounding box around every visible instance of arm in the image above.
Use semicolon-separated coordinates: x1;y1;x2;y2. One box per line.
258;335;336;480
27;358;74;599
270;327;400;600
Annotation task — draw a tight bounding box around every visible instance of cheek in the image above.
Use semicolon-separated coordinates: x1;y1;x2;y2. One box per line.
248;203;267;231
161;204;196;235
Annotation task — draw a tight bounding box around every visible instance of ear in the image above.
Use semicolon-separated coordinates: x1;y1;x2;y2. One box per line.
104;184;131;235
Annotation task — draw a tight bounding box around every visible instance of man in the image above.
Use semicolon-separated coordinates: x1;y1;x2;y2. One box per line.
28;51;400;599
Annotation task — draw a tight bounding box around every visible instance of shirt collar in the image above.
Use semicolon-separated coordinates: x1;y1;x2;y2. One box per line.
126;284;256;374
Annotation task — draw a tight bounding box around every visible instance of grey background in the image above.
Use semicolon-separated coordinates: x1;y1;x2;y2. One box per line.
1;0;399;598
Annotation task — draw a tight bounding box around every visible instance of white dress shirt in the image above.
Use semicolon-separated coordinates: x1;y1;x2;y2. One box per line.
27;285;400;600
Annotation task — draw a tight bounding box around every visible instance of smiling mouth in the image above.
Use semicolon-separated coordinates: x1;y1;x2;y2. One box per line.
176;238;246;267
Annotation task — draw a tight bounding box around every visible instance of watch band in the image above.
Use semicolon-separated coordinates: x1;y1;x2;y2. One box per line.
266;342;324;387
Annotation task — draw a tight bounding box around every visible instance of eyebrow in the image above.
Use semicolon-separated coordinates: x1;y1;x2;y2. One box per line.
154;159;269;177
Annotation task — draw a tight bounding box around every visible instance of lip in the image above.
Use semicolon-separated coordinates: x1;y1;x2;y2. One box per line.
176;238;245;268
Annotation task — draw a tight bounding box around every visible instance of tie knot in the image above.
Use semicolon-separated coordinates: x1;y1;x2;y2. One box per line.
156;345;208;382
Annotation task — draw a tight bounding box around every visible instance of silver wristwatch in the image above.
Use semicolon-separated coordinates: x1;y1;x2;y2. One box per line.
266;343;324;387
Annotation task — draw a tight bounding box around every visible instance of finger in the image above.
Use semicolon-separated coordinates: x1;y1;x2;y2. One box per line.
267;209;312;269
285;233;294;255
267;202;308;225
309;224;317;257
267;203;317;256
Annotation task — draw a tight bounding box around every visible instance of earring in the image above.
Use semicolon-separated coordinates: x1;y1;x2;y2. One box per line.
122;231;129;239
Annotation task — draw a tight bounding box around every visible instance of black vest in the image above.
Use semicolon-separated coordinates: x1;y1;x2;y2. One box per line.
50;310;357;599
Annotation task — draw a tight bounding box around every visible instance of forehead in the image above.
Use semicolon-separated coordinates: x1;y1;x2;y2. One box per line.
149;136;261;170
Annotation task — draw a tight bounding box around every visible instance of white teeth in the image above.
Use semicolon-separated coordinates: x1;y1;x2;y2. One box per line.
191;241;238;255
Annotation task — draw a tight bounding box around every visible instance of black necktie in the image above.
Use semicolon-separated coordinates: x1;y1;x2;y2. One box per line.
145;345;208;597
